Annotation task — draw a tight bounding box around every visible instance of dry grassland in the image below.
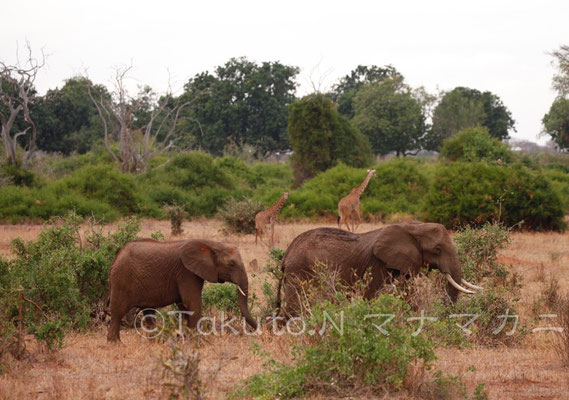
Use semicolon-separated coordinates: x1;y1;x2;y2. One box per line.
1;219;569;399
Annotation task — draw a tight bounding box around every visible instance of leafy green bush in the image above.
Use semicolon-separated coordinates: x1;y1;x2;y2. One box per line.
234;294;435;399
440;126;514;163
218;198;264;234
280;161;428;220
0;213;140;349
422;162;566;231
0;163;36;187
201;283;240;315
63;164;142;214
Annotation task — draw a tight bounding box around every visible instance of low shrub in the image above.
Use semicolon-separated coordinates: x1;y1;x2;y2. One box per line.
0;213;141;350
201;283;240;315
422;162;566;231
218;198;264;234
163;204;185;236
234;294;436;399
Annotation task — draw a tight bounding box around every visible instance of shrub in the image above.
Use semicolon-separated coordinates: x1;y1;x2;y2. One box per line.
218;198;264;234
235;294;436;399
440;126;514;163
63;164;142;214
163;204;185;236
201;283;240;315
0;163;36;187
0;213;140;350
280;161;428;220
422;162;566;231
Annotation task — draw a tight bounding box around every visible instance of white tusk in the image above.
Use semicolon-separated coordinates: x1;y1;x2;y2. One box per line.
461;279;483;291
237;286;246;296
446;274;475;294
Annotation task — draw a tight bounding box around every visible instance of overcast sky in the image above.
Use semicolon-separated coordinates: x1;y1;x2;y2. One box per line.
2;0;568;144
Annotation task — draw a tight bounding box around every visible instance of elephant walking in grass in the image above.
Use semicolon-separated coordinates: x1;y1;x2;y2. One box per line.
107;238;257;342
276;223;482;317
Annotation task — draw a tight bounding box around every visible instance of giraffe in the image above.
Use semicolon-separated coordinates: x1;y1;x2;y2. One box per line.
255;192;289;245
337;169;377;232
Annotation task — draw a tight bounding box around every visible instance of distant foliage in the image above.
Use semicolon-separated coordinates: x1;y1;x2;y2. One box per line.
542;97;569;151
218;198;264;234
422;162;566;231
288;94;373;184
163;204;185;236
440;127;514;163
280;161;428;220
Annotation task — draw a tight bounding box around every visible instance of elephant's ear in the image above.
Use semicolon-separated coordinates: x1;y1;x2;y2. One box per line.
181;240;218;283
372;225;422;274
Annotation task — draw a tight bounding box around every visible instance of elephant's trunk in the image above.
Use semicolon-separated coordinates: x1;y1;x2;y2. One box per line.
439;249;463;303
236;279;258;330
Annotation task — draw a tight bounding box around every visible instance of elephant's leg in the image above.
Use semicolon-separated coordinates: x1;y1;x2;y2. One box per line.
364;266;388;299
107;297;132;342
142;308;156;330
178;277;204;328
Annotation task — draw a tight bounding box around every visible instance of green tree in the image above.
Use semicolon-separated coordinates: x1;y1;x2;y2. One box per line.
179;57;299;155
34;77;106;154
542;97;569;150
440;126;514;163
551;45;569;97
353;77;427;156
431;87;515;149
331;65;401;118
288;94;373;183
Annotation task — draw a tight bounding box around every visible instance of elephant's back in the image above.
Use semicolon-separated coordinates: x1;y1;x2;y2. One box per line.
282;227;361;270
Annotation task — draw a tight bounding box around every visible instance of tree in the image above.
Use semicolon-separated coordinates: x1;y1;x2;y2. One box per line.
179;57;299;156
431;87;515;149
551;45;569;97
34;77;106;154
288;93;373;183
542;97;569;150
331;65;401;118
88;67;190;173
0;45;45;167
440;126;514;163
352;77;427;157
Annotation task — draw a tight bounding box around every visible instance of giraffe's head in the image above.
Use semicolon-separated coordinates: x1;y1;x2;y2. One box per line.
283;192;289;200
366;169;378;178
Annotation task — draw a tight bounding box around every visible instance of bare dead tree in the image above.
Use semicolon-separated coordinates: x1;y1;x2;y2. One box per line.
0;43;45;168
87;67;191;173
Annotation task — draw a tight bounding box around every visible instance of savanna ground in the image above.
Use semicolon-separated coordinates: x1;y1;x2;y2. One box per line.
1;219;569;399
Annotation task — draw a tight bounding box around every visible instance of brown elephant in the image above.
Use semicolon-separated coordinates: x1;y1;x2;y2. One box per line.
276;223;482;317
107;238;257;342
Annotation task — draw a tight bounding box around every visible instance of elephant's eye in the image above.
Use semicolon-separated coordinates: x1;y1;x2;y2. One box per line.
228;261;235;268
435;246;442;254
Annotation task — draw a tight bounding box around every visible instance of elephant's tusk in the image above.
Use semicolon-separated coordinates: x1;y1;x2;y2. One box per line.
237;286;246;297
445;274;475;294
461;279;483;291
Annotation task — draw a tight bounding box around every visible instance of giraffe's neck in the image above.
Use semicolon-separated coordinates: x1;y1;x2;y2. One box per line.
355;172;374;196
267;194;288;215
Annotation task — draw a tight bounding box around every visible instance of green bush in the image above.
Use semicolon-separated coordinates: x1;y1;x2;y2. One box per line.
218;198;264;234
201;283;240;315
0;163;36;187
0;213;141;349
63;164;142;214
280;161;428;220
440;126;514;163
422;162;566;231
234;294;435;399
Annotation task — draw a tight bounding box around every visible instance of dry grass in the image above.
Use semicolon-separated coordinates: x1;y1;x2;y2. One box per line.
1;220;569;399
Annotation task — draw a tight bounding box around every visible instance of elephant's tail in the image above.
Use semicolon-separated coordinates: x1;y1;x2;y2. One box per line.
337;215;341;228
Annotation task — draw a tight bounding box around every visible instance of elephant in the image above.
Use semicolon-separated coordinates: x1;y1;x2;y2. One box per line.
276;223;482;317
107;238;257;342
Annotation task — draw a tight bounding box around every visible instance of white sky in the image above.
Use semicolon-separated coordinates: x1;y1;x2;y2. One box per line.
2;0;568;144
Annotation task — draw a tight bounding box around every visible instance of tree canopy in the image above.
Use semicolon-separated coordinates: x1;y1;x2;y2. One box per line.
431;87;515;149
542;97;569;151
353;77;427;157
34;77;105;154
288;93;373;183
330;65;401;119
179;57;299;156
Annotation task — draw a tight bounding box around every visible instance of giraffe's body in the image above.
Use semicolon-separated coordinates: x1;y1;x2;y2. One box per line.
255;192;289;245
337;169;377;232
